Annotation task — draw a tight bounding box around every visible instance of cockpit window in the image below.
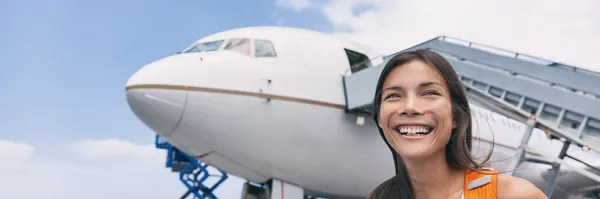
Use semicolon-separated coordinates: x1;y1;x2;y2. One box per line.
255;39;276;57
185;40;224;53
224;38;250;56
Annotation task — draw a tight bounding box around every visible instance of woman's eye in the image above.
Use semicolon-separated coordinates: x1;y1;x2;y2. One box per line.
384;93;401;100
423;90;440;96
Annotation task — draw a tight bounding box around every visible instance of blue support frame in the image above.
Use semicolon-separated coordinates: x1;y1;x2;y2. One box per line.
155;135;229;199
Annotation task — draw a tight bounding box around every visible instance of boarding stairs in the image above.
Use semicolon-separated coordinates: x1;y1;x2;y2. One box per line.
155;135;229;199
342;36;600;198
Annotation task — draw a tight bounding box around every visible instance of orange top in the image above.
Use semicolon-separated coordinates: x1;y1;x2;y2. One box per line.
463;168;498;199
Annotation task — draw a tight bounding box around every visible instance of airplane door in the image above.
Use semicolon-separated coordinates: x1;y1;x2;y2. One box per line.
344;48;372;74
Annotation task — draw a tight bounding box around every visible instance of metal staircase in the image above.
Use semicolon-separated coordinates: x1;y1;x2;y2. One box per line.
155;135;229;199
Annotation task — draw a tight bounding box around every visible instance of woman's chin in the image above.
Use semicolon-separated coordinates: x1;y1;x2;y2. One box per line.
394;145;437;161
398;151;433;160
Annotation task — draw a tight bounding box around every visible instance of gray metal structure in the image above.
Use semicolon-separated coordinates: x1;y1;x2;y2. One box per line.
342;36;600;198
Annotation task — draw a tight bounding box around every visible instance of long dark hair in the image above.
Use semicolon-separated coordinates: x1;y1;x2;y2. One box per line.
369;49;492;198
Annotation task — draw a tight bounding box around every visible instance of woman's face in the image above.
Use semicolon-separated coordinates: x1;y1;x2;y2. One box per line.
378;60;455;160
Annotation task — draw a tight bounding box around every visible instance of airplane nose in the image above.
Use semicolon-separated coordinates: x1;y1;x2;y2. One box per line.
125;55;191;136
126;88;187;136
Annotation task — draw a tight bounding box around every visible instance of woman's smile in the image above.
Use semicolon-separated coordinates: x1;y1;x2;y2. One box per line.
394;123;434;140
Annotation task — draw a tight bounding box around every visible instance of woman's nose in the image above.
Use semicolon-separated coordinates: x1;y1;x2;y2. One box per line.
398;95;421;116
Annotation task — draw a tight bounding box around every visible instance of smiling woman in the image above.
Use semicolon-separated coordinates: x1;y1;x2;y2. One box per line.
368;49;547;199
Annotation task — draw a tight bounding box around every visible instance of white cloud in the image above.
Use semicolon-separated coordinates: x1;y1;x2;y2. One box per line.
316;0;600;72
0;139;35;172
0;138;245;199
276;0;312;12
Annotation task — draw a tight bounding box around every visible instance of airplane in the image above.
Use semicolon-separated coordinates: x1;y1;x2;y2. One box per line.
124;26;600;199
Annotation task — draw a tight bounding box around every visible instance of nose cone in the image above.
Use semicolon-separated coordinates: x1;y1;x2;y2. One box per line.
126;88;187;136
125;55;191;136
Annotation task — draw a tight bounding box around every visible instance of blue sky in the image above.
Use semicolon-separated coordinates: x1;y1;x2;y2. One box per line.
2;0;598;148
0;0;335;198
1;0;599;198
0;0;331;146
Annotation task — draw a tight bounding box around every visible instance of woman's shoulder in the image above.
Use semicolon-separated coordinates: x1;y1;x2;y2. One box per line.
496;174;548;199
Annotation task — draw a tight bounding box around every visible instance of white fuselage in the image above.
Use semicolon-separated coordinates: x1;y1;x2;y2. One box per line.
125;26;599;198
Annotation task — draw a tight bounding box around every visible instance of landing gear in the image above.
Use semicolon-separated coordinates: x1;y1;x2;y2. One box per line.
242;181;269;199
241;179;305;199
270;179;305;199
155;135;228;199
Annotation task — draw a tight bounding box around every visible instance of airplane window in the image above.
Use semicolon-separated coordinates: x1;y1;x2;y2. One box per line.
224;38;250;56
344;49;371;73
255;39;276;57
185;40;224;53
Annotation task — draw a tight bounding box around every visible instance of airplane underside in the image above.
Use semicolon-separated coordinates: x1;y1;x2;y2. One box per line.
128;87;600;199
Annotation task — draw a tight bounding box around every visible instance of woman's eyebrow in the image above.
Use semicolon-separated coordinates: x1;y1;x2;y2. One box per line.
419;82;443;88
382;82;443;92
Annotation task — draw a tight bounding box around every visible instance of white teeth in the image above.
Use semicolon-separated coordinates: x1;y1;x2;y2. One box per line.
397;126;432;135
